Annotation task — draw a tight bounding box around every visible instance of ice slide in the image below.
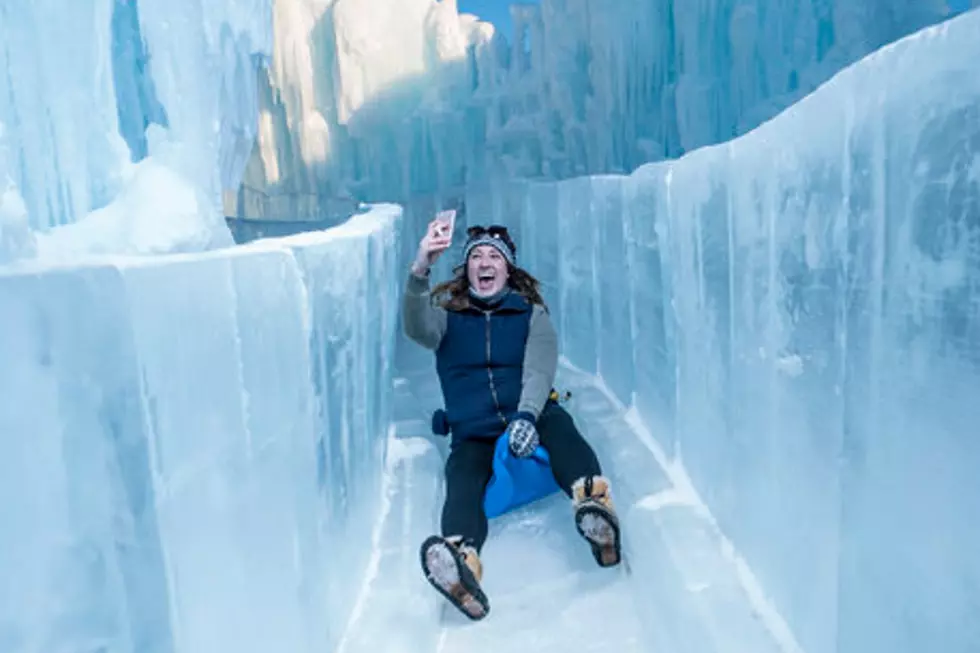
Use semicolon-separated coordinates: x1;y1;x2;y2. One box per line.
335;342;801;653
1;7;980;653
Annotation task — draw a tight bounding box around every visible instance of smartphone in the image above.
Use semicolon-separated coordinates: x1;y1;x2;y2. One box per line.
436;209;456;238
439;197;466;240
436;196;464;242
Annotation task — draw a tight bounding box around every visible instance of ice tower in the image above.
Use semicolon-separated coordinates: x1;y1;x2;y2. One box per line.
235;0;977;222
0;0;272;261
1;2;979;653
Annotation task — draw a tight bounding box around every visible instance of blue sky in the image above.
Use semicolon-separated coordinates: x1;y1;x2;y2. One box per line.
457;0;539;40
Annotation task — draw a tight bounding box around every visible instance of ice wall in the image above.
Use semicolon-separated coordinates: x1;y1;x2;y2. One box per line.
0;0;272;257
0;205;402;653
506;9;979;653
233;0;491;221
236;0;974;220
0;123;36;262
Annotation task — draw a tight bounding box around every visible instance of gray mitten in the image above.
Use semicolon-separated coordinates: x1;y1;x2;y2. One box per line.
506;415;539;458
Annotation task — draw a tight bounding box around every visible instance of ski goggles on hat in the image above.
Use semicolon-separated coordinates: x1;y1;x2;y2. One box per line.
461;224;517;266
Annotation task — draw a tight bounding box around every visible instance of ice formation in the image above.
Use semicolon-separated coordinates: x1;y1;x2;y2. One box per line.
0;1;979;653
504;10;980;652
0;0;272;257
0;205;402;653
0;122;36;263
239;0;975;220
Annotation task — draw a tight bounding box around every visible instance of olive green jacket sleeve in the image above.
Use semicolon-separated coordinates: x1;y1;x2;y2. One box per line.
402;271;447;350
518;305;559;420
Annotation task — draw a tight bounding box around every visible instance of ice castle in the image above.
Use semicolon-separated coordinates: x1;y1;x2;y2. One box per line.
1;1;978;651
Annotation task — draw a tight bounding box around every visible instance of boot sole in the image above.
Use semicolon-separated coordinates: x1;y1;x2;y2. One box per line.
575;503;622;567
420;536;490;621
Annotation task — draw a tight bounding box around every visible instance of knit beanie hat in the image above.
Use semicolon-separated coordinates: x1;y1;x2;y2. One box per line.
461;228;516;266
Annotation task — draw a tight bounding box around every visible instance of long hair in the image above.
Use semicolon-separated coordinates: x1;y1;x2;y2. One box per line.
432;264;546;312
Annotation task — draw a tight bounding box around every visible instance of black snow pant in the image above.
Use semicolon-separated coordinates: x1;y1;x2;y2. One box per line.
441;402;602;552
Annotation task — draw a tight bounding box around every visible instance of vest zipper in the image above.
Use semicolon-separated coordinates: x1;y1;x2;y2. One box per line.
484;311;507;426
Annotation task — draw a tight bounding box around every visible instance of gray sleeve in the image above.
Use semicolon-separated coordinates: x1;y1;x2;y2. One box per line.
402;272;447;350
519;304;559;419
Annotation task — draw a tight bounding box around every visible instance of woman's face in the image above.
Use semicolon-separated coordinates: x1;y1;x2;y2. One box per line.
467;244;510;297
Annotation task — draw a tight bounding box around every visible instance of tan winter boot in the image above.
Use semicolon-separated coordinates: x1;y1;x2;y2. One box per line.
572;476;622;567
420;535;489;620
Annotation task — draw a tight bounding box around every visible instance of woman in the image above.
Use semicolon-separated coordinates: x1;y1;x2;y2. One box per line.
402;213;622;621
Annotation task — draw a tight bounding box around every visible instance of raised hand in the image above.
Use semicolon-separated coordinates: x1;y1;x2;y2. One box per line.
412;211;455;276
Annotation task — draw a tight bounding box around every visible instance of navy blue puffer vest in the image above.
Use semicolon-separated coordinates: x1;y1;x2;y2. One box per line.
435;292;532;444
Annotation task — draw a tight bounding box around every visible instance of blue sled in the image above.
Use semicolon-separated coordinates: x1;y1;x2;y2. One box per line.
431;408;560;518
483;433;560;519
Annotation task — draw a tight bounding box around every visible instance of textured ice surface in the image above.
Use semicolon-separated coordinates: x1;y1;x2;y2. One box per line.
0;0;271;254
0;206;401;653
240;0;973;219
495;10;979;653
0;118;35;265
238;0;491;220
3;3;980;653
0;180;35;264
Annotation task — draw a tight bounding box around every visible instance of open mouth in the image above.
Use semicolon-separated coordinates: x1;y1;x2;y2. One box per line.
476;271;496;293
